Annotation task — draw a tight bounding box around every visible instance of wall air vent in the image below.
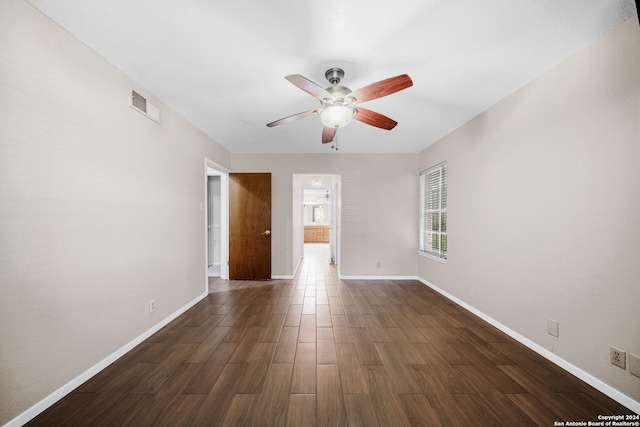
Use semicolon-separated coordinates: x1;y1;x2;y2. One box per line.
131;90;146;112
129;90;160;123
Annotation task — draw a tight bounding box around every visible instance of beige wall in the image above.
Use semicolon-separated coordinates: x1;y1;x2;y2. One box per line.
0;0;230;423
418;18;640;404
3;0;638;423
231;154;418;278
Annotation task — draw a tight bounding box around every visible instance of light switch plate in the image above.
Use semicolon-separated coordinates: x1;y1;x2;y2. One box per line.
629;353;640;378
547;318;559;338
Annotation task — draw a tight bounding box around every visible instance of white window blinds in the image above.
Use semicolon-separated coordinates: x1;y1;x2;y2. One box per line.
419;161;447;260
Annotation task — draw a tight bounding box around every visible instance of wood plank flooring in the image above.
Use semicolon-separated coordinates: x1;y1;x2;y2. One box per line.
27;244;635;426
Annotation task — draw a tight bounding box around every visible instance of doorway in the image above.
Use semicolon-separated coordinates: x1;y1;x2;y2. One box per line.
206;160;229;280
294;174;340;270
207;175;221;276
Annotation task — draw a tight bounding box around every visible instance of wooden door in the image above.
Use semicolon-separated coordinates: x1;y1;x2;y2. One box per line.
229;173;271;280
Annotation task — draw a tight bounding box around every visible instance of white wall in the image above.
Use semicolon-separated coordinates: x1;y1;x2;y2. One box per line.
231;154;418;278
418;18;640;405
0;1;231;424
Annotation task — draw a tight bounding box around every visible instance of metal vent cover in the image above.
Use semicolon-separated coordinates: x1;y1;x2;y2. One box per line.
131;90;147;113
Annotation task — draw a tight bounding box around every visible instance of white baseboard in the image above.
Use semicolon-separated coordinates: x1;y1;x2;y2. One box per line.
293;256;303;278
11;277;638;426
338;275;419;280
277;256;304;282
7;292;209;427
417;277;640;414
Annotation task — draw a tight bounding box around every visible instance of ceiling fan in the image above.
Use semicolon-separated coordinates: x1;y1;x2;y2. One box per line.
266;68;413;147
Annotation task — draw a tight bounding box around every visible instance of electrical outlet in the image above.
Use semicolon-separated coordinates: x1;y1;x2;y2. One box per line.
546;318;559;338
629;353;640;378
149;298;157;314
610;346;626;369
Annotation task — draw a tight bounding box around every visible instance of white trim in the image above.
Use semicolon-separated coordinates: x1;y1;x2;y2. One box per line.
205;159;229;174
11;277;638;426
418;251;447;264
7;292;208;427
272;275;294;280
291;256;303;279
417;277;640;414
338;275;419;280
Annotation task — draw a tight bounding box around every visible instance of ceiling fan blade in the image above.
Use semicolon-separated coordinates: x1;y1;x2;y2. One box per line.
353;107;398;130
266;109;318;127
286;75;332;100
322;126;337;144
350;74;413;104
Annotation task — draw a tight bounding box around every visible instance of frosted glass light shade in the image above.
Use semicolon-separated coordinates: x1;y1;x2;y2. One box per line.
320;105;353;128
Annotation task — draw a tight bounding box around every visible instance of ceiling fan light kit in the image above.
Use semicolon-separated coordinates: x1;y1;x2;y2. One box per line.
320;105;354;128
320;81;356;128
266;67;413;146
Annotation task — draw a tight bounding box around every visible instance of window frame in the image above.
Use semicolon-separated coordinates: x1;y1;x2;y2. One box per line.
419;161;447;262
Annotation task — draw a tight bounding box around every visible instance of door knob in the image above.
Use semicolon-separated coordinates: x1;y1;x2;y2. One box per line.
261;230;271;236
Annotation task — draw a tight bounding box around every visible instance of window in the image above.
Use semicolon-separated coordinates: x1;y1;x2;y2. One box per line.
419;161;447;261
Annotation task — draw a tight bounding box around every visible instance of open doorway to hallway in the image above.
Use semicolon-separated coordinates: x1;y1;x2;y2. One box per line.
206;160;229;280
293;174;340;272
207;174;221;277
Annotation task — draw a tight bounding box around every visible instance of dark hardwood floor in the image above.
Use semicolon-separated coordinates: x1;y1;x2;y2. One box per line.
27;244;635;426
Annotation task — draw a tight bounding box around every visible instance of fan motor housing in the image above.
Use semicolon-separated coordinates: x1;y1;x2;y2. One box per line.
326;85;352;99
325;67;345;85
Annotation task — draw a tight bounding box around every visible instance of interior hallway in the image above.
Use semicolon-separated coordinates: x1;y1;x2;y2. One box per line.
27;244;634;425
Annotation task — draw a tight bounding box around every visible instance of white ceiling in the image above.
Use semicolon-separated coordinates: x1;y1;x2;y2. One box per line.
26;0;636;154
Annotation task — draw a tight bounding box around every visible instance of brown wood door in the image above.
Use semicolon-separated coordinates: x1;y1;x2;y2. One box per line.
229;173;271;280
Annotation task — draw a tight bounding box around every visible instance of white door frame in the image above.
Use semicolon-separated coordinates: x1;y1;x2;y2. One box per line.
205;159;229;282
